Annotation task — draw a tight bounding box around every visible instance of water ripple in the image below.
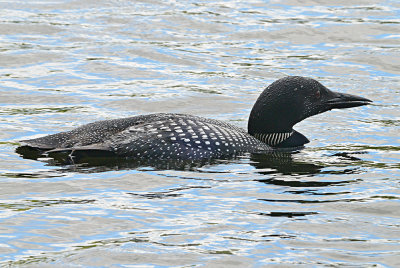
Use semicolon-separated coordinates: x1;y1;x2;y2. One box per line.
0;0;399;267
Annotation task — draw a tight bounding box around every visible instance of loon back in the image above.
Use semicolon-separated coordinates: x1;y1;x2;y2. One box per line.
21;113;270;160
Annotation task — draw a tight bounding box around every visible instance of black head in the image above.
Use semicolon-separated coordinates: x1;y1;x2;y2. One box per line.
248;76;372;147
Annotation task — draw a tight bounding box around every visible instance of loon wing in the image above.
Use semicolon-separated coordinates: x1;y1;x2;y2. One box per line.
19;116;151;150
19;113;180;150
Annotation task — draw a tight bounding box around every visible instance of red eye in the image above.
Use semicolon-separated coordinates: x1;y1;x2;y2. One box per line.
315;90;321;99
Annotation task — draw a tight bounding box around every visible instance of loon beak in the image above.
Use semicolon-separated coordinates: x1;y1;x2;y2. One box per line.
324;91;372;109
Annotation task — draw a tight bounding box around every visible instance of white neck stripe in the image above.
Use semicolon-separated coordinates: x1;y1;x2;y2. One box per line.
254;131;294;146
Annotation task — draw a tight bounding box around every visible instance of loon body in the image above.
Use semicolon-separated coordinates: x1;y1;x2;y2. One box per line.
19;76;371;162
23;113;269;160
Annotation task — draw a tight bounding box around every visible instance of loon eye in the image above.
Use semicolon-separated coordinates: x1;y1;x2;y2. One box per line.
315;90;321;99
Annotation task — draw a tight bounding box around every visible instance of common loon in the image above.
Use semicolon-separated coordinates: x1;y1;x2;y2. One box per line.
19;76;371;162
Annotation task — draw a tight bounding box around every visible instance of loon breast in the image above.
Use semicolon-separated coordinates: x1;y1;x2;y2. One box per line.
22;113;270;161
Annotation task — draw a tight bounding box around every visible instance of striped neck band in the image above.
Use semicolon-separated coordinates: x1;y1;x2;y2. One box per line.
254;131;294;147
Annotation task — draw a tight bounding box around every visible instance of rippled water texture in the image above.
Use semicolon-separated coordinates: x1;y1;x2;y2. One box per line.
1;0;399;267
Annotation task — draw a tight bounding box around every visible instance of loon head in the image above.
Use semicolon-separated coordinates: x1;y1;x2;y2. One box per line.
248;76;372;148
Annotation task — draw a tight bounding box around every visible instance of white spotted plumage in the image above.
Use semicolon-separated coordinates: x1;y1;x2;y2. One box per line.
23;113;273;161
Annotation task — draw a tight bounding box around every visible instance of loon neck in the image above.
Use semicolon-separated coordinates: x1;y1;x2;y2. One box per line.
252;130;310;148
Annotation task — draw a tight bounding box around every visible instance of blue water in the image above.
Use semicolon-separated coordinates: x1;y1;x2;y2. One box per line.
1;0;399;267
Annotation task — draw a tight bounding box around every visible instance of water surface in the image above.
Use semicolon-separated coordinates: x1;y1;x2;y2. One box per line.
1;0;399;267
